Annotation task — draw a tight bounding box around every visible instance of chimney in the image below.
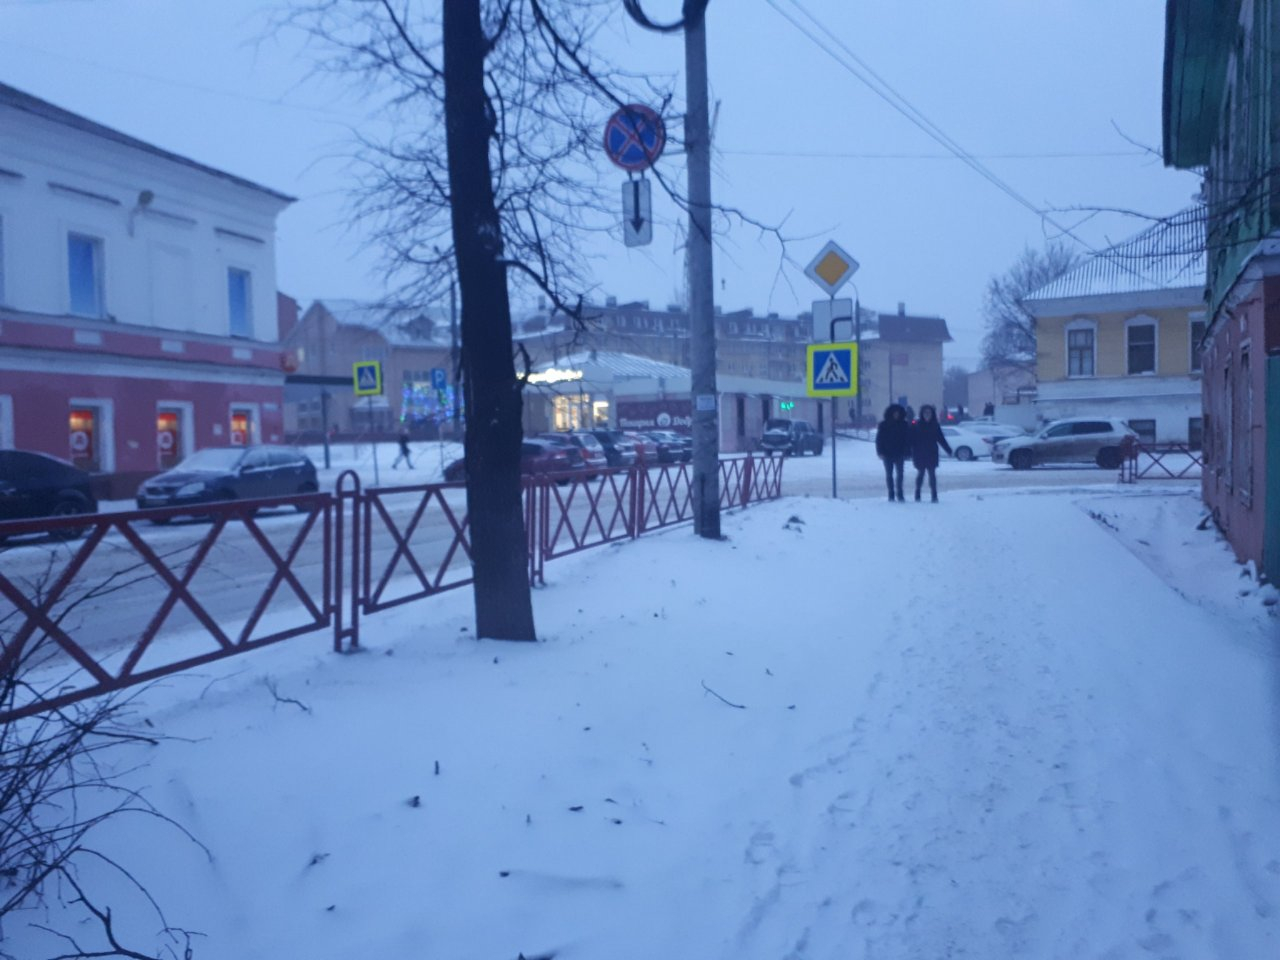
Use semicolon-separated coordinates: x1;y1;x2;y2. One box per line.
898;302;906;316
606;295;617;307
276;292;300;340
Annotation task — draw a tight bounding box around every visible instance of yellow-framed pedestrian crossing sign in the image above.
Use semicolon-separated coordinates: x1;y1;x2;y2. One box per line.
353;360;383;396
806;343;858;397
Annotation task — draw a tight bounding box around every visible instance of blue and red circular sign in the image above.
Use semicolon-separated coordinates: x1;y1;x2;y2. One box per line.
603;103;666;172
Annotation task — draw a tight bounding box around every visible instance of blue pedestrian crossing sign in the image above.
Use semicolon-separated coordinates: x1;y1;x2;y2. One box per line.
806;343;858;397
353;360;383;397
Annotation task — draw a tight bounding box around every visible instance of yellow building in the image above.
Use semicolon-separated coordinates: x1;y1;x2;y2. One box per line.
1022;209;1206;444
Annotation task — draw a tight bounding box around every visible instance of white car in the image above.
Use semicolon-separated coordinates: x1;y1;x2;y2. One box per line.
958;420;1027;441
991;417;1137;470
940;425;998;461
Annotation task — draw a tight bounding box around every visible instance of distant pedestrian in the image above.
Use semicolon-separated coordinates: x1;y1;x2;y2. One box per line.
910;404;952;502
983;401;995;417
875;403;911;502
391;429;414;469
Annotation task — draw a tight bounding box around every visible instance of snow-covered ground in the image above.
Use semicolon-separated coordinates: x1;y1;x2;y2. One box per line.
9;475;1279;959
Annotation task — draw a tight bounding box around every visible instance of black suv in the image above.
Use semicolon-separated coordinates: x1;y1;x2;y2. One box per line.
760;419;823;456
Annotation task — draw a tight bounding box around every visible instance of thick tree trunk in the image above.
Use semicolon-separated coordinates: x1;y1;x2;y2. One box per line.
443;0;537;640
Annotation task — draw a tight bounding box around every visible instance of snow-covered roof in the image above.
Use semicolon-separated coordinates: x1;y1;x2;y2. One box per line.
547;351;689;380
873;314;952;343
314;299;452;348
1025;207;1206;302
0;81;295;204
313;299;565;347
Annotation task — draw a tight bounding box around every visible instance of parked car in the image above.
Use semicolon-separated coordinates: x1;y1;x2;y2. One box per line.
590;430;639;468
759;418;823;456
960;420;1026;442
991;417;1137;470
644;430;692;463
537;432;609;476
0;449;98;539
136;445;318;519
442;438;585;483
623;432;660;464
940;424;999;461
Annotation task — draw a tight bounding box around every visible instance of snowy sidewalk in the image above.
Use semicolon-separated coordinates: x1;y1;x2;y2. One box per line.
12;487;1280;959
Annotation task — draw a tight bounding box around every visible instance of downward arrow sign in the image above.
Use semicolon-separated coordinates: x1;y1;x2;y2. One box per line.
621;178;653;247
630;180;646;233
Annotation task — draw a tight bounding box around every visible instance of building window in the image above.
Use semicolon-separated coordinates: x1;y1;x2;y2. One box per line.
0;215;6;305
68;405;104;472
156;403;193;469
68;233;104;317
1223;363;1233;490
1126;321;1156;375
1127;419;1156;443
552;393;591;430
1240;347;1252;504
0;394;12;449
1066;326;1094;377
1187;416;1203;451
1189;319;1206;373
228;267;253;338
229;406;258;446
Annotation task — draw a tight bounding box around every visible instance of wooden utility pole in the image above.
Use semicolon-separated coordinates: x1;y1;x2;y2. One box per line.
624;0;720;539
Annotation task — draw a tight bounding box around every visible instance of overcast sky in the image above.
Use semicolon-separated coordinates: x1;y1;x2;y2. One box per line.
1;0;1199;368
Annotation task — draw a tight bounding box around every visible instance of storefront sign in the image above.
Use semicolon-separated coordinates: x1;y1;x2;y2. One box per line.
617;399;693;431
528;368;584;385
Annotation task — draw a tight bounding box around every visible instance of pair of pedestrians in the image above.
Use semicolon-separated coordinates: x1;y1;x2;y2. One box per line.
875;404;952;502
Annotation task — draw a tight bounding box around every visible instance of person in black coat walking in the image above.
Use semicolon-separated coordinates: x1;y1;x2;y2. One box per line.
875;403;911;501
910;404;952;502
391;428;414;469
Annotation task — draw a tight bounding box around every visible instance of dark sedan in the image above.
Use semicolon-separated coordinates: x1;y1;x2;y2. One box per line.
443;438;585;482
643;430;692;463
136;446;318;519
590;430;639;468
0;450;98;539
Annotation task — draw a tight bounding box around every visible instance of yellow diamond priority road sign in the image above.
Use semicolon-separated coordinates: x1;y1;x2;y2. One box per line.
804;240;859;297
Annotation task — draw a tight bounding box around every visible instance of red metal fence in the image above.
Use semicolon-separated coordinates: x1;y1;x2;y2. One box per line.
1119;439;1204;482
0;455;781;722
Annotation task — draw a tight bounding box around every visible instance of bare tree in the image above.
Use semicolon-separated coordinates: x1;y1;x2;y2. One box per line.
290;0;680;641
942;364;969;410
0;551;205;959
979;243;1079;374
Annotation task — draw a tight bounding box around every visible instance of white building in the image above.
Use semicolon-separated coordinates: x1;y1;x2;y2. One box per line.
0;81;294;493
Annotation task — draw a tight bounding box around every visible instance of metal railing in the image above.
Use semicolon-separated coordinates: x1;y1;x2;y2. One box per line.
0;495;333;722
1119;438;1205;482
0;455;782;721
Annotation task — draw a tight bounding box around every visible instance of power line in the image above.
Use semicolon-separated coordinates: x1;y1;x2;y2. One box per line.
0;38;366;123
0;0;112;5
722;148;1148;161
763;0;1156;282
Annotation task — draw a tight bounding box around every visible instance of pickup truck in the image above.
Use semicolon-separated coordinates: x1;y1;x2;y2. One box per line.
759;418;823;456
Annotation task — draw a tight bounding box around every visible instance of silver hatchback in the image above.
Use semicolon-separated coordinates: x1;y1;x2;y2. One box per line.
991;417;1137;470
